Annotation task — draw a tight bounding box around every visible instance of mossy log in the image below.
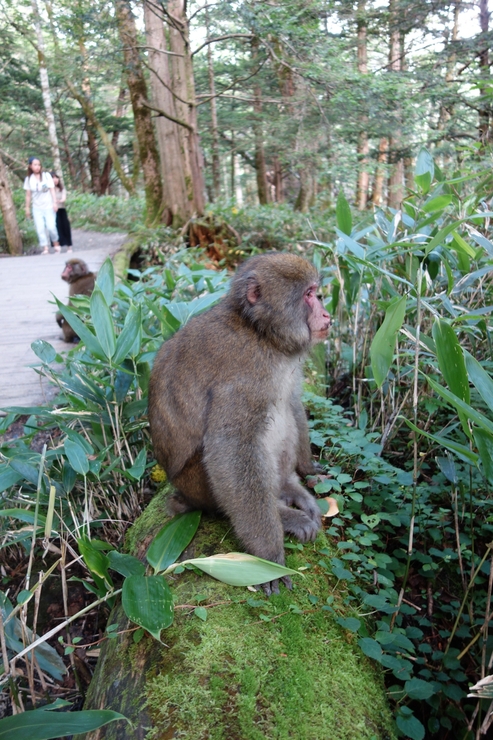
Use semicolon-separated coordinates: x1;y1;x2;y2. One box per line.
77;488;396;740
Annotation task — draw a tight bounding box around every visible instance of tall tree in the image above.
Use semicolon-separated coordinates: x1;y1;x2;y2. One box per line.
115;0;164;225
387;0;404;209
0;153;22;255
356;0;369;210
31;0;62;173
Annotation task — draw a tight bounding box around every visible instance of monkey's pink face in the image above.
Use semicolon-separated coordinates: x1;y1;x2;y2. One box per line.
305;284;330;344
61;265;72;282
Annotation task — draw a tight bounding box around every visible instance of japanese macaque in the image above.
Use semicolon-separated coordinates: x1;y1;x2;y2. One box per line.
148;253;331;594
56;258;96;342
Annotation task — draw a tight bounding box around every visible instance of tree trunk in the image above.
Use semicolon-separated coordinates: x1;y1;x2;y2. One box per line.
31;0;62;175
356;0;369;210
79;39;102;194
0;155;23;255
437;1;460;140
58;109;77;185
371;137;387;207
478;0;491;145
75;488;396;740
206;3;221;201
387;0;403;209
167;0;205;216
115;0;164;225
251;38;270;205
143;1;190;226
100;87;127;195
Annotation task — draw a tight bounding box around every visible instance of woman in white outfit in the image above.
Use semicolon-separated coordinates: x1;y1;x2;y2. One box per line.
24;157;60;255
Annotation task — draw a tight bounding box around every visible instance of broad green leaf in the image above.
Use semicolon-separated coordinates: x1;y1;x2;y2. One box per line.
358;637;383;662
147;511;201;573
336;617;361;632
0;705;127;739
126;448;147;481
450;230;477;258
396;711;425;740
122;575;173;641
0;508;47;526
78;536;113;587
194;606;208;621
90;289;116;360
336;190;352;236
335;229;365;259
402;418;479;465
370;296;407;388
414;148;434;193
0;466;22;492
95;258;115;305
432;318;470;434
107;550;146;578
464;350;493;415
424;220;463;256
427;377;493;436
404;678;437;701
167;552;299;587
54;298;105;359
10;459;42;486
113;304;142;365
64;438;89;475
473;428;493;483
422;194;454;213
31;340;57;364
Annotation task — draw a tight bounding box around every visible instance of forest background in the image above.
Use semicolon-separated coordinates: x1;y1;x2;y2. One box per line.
1;1;493;740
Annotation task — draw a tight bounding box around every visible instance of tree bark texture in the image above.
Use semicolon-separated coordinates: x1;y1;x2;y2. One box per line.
478;0;491;145
143;0;191;226
166;0;205;216
0;155;23;255
371;137;388;207
251;38;270;205
115;0;164;225
205;3;221;201
100;87;127;195
387;0;404;209
75;488;396;740
356;0;369;210
31;0;62;175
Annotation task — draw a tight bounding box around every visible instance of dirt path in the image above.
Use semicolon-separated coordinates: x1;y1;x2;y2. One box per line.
0;229;127;411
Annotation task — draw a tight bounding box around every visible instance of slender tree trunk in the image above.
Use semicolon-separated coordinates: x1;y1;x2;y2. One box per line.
58;108;77;185
371;138;388;206
31;0;62;174
167;0;205;215
79;39;101;194
387;0;404;209
205;3;220;201
115;0;164;225
273;155;283;202
0;154;23;255
356;0;369;210
479;0;491;145
251;38;269;205
438;1;460;139
100;87;127;195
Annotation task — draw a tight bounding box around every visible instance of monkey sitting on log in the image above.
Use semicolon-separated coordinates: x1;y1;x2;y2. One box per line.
56;258;96;342
148;253;331;594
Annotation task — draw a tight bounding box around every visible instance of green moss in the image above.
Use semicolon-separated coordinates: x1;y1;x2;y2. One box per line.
80;493;395;740
140;525;395;740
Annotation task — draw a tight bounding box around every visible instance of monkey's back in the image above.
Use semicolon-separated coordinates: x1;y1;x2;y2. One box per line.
148;303;283;479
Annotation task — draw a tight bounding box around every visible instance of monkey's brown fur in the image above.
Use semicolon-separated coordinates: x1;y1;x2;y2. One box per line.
148;253;331;593
56;258;96;342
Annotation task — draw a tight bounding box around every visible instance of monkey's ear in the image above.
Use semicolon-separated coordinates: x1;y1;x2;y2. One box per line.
246;276;261;305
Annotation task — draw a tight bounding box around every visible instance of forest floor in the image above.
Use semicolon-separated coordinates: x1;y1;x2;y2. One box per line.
0;228;126;410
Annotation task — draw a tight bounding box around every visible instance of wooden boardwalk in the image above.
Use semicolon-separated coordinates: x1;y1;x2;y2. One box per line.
0;231;126;411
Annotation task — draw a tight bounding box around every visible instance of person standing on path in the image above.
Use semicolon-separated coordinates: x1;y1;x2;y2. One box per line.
51;172;73;253
24;157;61;255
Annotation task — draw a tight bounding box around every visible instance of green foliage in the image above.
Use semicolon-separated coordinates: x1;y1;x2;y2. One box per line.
0;700;127;739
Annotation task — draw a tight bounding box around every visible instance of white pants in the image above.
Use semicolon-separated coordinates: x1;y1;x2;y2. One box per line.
32;206;59;247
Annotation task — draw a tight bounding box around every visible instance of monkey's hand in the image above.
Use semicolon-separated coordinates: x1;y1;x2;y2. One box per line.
261;575;293;597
